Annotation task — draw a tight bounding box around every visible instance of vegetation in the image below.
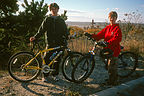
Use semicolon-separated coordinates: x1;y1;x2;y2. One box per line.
0;0;19;17
119;11;144;55
0;0;143;70
0;0;67;70
85;28;102;34
68;11;144;56
69;26;84;38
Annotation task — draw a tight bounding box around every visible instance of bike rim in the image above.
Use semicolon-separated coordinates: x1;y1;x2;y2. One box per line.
9;53;40;81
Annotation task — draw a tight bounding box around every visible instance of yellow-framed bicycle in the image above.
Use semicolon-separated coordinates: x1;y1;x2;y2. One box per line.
8;41;83;82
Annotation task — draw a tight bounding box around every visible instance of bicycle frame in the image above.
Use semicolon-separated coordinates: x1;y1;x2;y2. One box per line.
86;39;111;66
23;46;64;70
89;42;101;56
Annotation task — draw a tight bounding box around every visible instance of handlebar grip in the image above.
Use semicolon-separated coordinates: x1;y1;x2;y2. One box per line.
85;36;96;42
29;39;40;51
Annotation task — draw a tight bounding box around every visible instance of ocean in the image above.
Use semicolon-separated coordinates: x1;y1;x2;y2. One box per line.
66;21;107;28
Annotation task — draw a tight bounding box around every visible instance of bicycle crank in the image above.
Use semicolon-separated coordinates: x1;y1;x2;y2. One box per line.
42;65;55;73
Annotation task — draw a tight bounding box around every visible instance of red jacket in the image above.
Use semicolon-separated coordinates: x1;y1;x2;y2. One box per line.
92;24;122;57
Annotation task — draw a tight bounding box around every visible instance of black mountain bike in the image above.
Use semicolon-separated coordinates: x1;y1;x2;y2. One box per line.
72;36;138;83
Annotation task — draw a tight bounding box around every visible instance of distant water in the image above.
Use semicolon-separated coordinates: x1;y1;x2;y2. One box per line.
66;21;107;28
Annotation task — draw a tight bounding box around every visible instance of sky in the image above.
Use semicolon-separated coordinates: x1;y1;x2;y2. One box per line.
17;0;144;23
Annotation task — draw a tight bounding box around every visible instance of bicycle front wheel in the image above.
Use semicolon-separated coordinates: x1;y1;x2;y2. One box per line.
8;52;41;82
117;51;138;77
62;52;83;82
72;54;95;83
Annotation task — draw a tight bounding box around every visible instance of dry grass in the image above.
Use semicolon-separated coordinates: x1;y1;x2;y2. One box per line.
68;36;94;53
121;39;144;55
68;36;144;56
68;24;144;56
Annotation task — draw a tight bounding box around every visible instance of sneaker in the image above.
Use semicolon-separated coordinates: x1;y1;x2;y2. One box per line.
52;76;60;82
42;75;60;82
42;77;50;82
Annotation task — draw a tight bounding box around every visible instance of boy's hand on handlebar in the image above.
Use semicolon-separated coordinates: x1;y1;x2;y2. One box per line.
84;32;92;38
97;41;109;47
30;37;35;42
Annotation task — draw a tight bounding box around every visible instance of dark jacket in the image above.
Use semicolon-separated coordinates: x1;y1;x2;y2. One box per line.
34;15;68;46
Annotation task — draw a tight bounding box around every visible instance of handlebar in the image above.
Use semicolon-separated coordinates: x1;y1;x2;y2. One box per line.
30;39;68;52
84;35;107;47
84;35;99;45
85;35;96;42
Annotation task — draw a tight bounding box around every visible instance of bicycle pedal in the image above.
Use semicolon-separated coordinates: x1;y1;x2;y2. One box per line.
53;60;58;63
49;69;55;71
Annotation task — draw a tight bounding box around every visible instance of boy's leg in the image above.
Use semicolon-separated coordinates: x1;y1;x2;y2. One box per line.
50;51;61;76
107;57;118;85
43;52;53;77
45;50;60;76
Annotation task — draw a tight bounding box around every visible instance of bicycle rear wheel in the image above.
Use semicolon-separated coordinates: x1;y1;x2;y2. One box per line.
8;52;41;82
72;54;95;83
62;52;83;82
117;51;138;77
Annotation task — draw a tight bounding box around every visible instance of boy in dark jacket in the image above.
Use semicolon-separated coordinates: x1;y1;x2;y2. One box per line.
30;3;68;82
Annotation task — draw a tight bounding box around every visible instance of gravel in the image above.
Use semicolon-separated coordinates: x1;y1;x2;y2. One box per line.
0;56;143;96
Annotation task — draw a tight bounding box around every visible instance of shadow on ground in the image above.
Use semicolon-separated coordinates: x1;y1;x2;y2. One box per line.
20;56;144;95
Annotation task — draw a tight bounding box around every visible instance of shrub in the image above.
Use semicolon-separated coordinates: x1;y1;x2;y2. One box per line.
85;28;101;34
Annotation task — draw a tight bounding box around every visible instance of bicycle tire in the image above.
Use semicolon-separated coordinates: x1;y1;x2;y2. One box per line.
117;51;138;77
72;54;95;83
62;52;83;82
8;52;41;82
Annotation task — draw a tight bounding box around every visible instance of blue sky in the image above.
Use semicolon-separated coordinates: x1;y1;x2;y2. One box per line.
18;0;144;23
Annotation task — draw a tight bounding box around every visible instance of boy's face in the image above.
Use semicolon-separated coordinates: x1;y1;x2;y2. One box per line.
51;7;59;16
109;16;117;25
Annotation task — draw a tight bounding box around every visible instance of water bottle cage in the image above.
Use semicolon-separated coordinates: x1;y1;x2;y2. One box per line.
50;51;57;60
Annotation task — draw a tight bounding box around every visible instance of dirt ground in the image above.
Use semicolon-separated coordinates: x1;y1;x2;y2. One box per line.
0;56;144;96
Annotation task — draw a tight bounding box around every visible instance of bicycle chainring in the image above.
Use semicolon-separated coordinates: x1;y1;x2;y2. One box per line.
42;65;51;73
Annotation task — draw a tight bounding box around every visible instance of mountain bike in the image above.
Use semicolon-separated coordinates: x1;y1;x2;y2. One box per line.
71;36;138;83
8;40;83;82
116;46;138;77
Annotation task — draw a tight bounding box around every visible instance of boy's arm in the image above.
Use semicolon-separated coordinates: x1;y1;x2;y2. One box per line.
61;19;69;39
34;17;48;39
91;26;107;41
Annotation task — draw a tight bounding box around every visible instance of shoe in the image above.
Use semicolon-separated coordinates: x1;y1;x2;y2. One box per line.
42;75;60;82
42;77;50;82
51;75;60;82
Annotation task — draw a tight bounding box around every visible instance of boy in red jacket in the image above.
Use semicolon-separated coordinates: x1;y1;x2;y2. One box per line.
86;11;122;85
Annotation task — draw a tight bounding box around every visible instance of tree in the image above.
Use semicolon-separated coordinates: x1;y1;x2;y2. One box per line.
60;10;68;21
0;0;19;69
18;0;48;36
0;0;68;57
0;0;18;17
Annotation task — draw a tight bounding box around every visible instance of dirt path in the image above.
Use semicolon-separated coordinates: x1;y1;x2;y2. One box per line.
0;74;105;96
0;57;144;96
